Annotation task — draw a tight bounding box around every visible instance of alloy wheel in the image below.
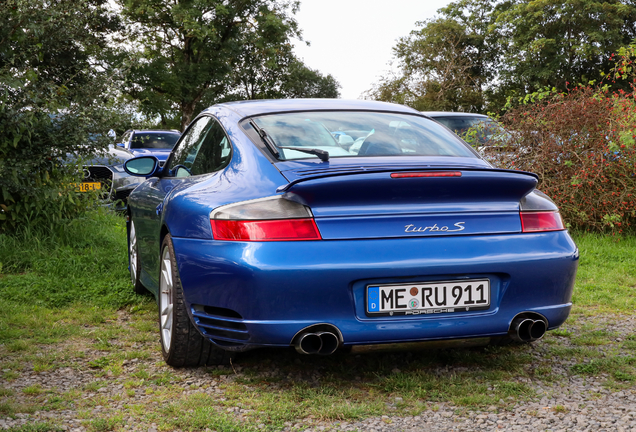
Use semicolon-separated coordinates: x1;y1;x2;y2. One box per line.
159;246;174;352
129;221;138;283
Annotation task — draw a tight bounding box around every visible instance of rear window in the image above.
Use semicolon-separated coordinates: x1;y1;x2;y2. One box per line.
249;111;477;161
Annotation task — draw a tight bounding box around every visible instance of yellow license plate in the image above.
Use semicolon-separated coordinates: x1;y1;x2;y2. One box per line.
77;182;102;192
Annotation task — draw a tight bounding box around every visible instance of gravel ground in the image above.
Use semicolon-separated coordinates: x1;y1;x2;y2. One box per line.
1;313;635;432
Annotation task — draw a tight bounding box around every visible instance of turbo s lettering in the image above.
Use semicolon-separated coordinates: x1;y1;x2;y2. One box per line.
405;222;465;233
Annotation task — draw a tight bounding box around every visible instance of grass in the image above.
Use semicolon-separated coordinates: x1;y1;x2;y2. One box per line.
3;424;63;432
571;232;636;313
0;210;139;309
0;212;634;430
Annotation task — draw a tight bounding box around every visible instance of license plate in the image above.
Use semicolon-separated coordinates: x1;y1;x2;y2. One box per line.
77;182;102;192
367;279;490;316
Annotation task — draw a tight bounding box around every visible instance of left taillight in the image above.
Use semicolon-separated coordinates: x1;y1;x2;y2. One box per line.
520;211;565;232
210;196;322;241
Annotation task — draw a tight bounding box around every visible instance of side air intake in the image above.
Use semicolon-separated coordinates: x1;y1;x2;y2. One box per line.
191;305;249;347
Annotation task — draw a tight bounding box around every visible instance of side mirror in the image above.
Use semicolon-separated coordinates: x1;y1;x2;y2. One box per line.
108;129;117;140
124;156;159;177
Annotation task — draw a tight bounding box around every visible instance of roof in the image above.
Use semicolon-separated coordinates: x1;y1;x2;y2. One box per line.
421;111;490;118
130;129;181;134
207;99;421;118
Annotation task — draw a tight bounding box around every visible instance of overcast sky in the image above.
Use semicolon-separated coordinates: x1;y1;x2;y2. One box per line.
292;0;455;99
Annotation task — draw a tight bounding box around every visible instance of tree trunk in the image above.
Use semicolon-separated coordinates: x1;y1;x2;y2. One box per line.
180;102;196;132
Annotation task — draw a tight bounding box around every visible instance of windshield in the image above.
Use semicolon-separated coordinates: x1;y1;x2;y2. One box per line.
131;132;180;150
250;111;477;161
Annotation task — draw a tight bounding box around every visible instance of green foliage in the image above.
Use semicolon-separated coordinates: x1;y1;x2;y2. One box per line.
364;5;493;112
497;47;636;232
120;0;339;131
0;0;134;232
456;117;508;149
275;60;340;99
0;0;340;233
210;56;340;108
218;21;340;104
367;0;636;112
495;0;636;100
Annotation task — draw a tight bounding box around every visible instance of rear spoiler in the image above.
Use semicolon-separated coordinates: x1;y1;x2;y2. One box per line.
277;167;538;193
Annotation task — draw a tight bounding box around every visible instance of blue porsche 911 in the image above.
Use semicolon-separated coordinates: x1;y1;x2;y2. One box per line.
123;99;578;367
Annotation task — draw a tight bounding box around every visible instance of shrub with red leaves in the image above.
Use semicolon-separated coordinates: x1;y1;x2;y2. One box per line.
494;47;636;233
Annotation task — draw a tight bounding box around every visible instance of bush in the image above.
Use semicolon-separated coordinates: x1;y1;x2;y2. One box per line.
0;107;105;230
494;46;636;233
0;0;134;233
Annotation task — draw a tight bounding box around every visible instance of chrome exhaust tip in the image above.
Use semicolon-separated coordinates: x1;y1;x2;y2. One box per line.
316;332;339;355
529;319;547;340
509;314;548;342
295;332;322;355
292;324;342;355
511;318;534;342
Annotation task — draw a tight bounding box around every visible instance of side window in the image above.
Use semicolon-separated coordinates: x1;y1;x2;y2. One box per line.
166;116;232;177
120;131;132;147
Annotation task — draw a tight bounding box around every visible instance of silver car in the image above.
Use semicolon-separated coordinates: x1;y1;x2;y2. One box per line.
72;145;142;209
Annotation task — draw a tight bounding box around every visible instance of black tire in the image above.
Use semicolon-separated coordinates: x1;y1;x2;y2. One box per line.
128;219;146;295
158;234;233;367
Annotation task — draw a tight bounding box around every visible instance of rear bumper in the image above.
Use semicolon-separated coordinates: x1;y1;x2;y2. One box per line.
172;231;578;350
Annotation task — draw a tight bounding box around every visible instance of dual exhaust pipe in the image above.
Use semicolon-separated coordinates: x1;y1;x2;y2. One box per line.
294;316;546;354
294;331;339;355
509;316;547;342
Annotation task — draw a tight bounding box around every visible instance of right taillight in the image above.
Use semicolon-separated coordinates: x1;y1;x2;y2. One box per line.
520;211;565;232
210;196;322;241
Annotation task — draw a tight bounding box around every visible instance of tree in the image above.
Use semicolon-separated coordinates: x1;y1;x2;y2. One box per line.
367;0;636;112
0;0;129;231
210;19;339;103
365;0;498;112
119;0;333;131
365;17;487;112
224;54;340;102
494;0;636;99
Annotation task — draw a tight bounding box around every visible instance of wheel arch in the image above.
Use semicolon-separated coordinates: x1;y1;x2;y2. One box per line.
160;224;171;252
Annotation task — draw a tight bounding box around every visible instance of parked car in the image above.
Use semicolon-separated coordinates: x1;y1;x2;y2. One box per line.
123;99;578;367
116;129;181;166
421;112;499;144
70;144;142;209
422;112;515;164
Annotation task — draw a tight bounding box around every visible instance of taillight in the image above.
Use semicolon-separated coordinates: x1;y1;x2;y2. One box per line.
520;211;564;232
210;196;322;241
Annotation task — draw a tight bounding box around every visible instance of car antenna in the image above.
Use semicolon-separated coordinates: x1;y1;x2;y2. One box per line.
249;120;280;159
278;146;329;162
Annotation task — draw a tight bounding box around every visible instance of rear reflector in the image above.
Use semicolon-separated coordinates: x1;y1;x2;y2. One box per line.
391;171;462;178
211;219;322;241
520;211;564;232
